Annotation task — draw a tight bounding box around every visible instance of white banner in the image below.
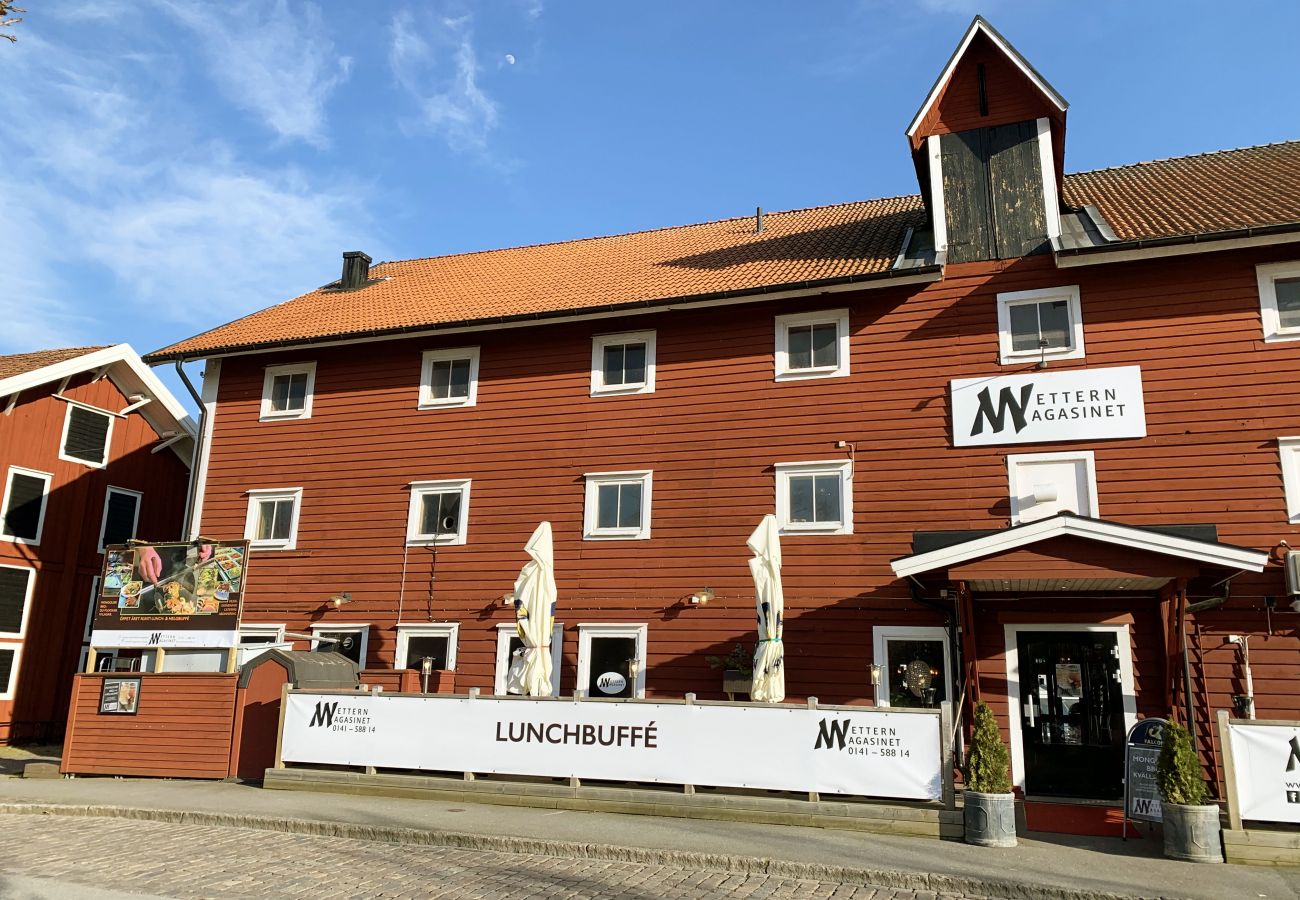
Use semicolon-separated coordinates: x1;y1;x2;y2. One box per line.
951;365;1146;447
281;693;943;800
90;629;238;649
1228;721;1300;824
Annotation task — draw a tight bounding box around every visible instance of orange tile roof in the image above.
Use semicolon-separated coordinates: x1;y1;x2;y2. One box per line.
148;141;1300;361
0;346;111;380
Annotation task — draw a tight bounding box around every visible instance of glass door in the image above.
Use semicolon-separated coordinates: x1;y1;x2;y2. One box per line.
1016;630;1125;799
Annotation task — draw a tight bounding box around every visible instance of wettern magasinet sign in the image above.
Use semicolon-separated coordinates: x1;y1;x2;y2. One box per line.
951;365;1147;447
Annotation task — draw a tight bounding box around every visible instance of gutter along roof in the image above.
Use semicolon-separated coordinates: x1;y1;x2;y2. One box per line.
147;140;1300;363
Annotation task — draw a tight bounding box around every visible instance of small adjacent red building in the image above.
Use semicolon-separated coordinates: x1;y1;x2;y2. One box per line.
146;18;1300;810
0;345;193;742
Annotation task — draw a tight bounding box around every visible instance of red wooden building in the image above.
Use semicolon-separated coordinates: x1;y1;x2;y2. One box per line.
0;345;193;742
146;18;1300;813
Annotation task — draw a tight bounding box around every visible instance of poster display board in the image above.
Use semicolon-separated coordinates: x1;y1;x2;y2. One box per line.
280;693;944;800
99;677;141;715
91;541;249;648
1123;717;1166;828
1227;720;1300;825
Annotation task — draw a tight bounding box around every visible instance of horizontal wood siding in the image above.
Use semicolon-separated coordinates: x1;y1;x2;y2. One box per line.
62;673;236;778
0;375;190;742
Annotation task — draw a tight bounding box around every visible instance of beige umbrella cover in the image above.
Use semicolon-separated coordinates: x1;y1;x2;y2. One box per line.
506;521;557;696
748;514;785;702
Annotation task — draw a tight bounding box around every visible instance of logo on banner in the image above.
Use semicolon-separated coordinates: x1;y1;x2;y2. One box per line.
971;384;1033;437
148;633;163;645
309;701;339;728
596;672;626;694
814;718;851;751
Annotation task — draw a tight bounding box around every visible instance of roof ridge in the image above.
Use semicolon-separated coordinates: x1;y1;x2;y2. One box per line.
1065;138;1300;177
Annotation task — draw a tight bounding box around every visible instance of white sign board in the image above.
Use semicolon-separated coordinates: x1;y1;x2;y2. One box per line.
90;628;237;649
951;365;1146;447
1227;721;1300;825
281;694;943;800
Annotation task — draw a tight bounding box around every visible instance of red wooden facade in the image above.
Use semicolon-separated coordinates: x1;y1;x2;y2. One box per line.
0;347;191;742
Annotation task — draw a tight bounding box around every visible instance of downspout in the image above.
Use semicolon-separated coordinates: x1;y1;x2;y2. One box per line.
174;359;205;539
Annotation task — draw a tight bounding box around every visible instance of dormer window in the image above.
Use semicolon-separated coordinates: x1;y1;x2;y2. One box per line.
996;286;1083;365
260;363;316;421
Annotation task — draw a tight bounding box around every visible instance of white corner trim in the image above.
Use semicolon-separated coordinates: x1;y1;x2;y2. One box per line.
890;513;1268;578
927;134;948;252
1037;118;1061;241
188;359;221;540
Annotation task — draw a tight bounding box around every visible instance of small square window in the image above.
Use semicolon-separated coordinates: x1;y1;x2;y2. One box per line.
774;310;849;381
1258;262;1300;342
243;488;303;550
395;623;460;670
420;347;481;408
996;286;1084;365
260;363;316;421
99;486;142;552
310;625;368;667
583;471;652;540
1;467;51;545
407;479;471;546
591;331;656;396
60;403;114;467
775;460;852;535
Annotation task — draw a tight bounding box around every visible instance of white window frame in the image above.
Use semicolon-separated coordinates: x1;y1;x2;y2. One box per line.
310;623;370;668
0;642;22;701
58;400;115;469
1279;437;1300;523
583;470;652;541
237;624;287;666
259;362;317;421
872;625;952;709
98;486;142;553
0;564;35;640
243;487;303;550
394;622;460;670
1006;450;1098;525
996;285;1085;365
419;346;481;409
590;330;657;397
576;623;647;699
1258;261;1300;342
406;479;471;546
494;621;563;695
0;466;52;546
84;576;100;642
774;459;853;535
774;309;850;381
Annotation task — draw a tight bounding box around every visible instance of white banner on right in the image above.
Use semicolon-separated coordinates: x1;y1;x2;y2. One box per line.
1227;721;1300;825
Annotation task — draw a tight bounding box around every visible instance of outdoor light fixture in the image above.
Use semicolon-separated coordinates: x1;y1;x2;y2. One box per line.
870;664;882;686
689;588;714;606
501;592;516;606
421;656;434;694
329;591;353;609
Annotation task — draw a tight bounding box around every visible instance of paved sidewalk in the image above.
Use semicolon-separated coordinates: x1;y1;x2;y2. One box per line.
0;776;1295;900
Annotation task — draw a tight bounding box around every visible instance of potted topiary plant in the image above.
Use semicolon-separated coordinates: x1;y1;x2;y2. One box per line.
1156;721;1223;863
705;643;752;698
963;701;1017;847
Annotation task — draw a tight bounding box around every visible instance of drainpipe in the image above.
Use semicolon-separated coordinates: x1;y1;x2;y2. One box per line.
174;360;205;538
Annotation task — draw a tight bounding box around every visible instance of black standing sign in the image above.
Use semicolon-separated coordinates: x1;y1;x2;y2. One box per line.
1123;717;1167;836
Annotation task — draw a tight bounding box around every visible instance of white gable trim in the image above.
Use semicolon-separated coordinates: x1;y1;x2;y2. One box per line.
890;514;1268;578
906;16;1068;140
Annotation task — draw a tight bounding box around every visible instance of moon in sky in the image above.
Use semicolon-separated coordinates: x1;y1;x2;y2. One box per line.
504;54;516;65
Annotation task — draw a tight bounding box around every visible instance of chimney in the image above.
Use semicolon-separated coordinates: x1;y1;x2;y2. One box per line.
340;251;372;290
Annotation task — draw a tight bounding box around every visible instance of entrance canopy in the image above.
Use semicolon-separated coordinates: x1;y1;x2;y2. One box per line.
891;512;1268;590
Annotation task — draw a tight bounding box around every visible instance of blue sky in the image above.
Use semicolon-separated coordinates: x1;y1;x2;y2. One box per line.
3;1;1298;406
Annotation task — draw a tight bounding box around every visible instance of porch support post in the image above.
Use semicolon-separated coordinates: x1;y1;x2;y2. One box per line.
1158;581;1179;719
956;580;979;733
1178;581;1196;736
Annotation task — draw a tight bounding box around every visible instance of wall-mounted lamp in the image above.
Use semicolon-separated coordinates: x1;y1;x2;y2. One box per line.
869;664;882;687
688;588;714;606
1232;694;1255;719
421;656;434;693
501;592;516;607
329;591;352;609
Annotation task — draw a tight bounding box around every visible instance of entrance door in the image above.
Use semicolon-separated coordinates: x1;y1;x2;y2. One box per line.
1016;630;1125;799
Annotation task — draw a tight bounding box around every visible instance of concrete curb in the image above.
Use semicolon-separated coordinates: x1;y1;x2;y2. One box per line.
0;801;1167;900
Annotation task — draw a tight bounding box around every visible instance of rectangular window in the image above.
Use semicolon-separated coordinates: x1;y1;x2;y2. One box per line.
775;460;853;535
310;625;368;667
60;403;114;467
0;646;17;700
494;622;563;695
996;285;1084;365
583;471;652;540
577;623;646;698
395;623;460;670
406;480;471;546
872;626;951;710
774;310;849;380
99;486;142;552
259;362;316;421
1006;450;1098;524
243;488;303;550
0;566;34;638
1;467;51;545
419;347;481;409
591;331;656;396
237;624;286;666
1258;262;1300;342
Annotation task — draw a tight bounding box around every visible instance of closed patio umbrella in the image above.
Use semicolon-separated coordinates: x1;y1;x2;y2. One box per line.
748;514;785;703
506;521;557;697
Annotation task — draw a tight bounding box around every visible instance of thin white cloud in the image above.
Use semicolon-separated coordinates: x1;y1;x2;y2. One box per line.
155;0;351;147
389;9;500;153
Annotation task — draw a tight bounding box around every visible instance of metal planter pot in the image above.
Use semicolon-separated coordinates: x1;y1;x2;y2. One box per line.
1162;803;1223;863
964;791;1017;847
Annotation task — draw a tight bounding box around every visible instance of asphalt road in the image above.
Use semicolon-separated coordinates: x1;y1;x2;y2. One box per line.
0;814;993;900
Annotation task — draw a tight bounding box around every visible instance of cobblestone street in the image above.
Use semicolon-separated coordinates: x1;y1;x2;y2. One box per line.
0;815;995;900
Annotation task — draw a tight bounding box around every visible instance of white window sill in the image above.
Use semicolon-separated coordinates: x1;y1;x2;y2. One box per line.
779;522;851;536
1263;330;1300;344
590;382;652;397
406;535;465;547
248;541;297;551
999;347;1084;366
583;530;650;541
258;411;310;422
417;397;475;410
775;367;848;382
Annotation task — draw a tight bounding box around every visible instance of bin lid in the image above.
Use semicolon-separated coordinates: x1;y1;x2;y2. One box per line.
238;649;360;689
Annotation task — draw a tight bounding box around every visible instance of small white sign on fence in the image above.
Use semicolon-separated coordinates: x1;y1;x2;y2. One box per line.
280;693;944;801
